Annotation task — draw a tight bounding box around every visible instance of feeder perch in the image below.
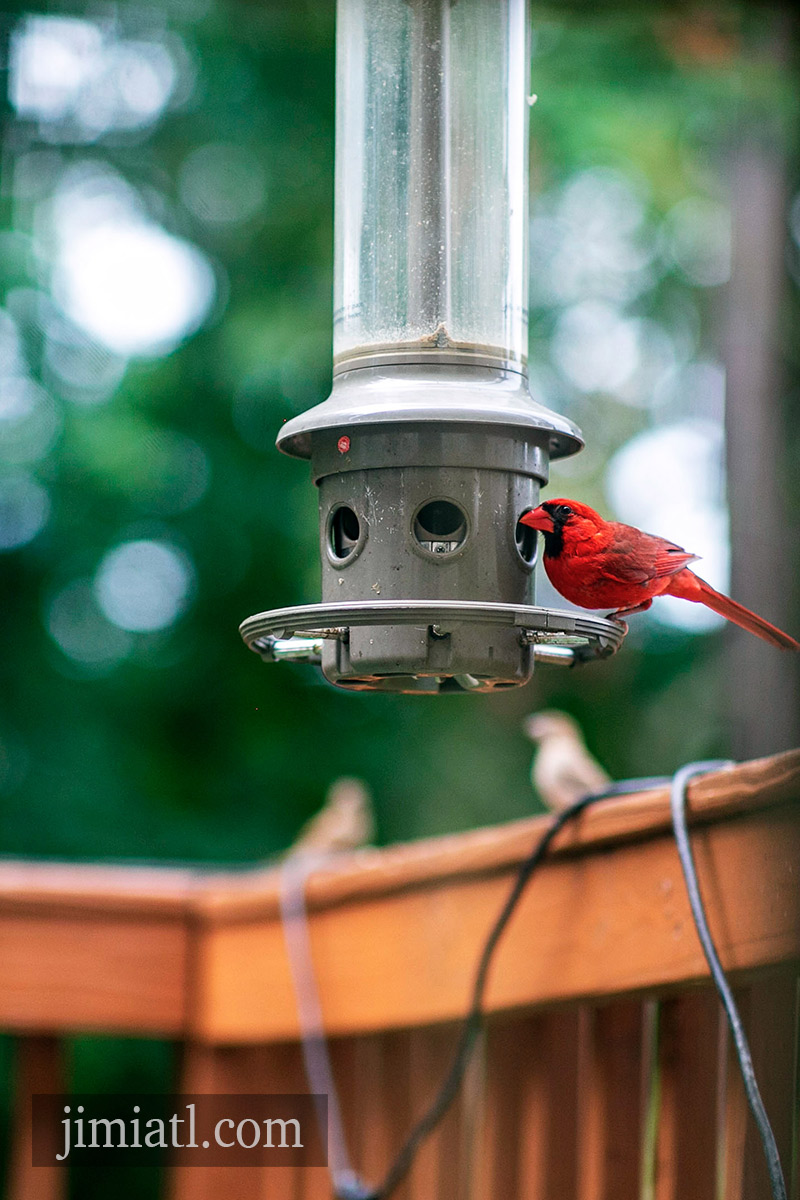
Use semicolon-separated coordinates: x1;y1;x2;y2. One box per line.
240;0;623;692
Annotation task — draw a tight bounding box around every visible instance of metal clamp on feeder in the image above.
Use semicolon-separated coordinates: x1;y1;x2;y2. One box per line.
241;0;623;693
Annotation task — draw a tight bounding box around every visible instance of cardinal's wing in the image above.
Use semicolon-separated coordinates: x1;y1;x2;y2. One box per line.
600;525;700;585
651;541;700;578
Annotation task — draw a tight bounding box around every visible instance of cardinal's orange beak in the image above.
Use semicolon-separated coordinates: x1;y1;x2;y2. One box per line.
519;505;554;533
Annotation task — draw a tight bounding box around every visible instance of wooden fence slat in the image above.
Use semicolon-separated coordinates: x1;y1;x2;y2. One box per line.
460;1026;486;1200
330;1034;378;1189
329;1031;414;1200
578;1000;650;1200
723;973;799;1200
375;1030;415;1200
723;1006;748;1200
167;1042;308;1200
475;1019;519;1198
406;1025;465;1200
654;990;723;1200
476;1009;582;1200
298;1157;331;1200
6;1035;66;1200
521;1010;583;1200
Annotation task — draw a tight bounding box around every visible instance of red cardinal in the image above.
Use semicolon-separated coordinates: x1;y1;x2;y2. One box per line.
520;498;799;651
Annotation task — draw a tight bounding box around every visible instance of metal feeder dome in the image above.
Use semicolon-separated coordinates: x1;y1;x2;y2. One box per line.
240;0;624;693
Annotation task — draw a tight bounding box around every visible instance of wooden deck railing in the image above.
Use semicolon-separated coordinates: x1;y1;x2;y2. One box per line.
1;751;798;1199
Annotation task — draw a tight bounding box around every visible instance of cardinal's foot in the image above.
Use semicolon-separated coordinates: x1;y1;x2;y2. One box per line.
607;599;653;621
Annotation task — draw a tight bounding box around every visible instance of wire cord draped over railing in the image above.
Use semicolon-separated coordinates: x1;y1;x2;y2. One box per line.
280;759;788;1200
281;854;371;1199
670;762;788;1200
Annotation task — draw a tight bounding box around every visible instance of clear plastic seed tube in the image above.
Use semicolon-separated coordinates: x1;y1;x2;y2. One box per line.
334;0;529;373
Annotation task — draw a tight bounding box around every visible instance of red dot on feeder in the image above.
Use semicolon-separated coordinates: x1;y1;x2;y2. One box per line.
337;435;350;454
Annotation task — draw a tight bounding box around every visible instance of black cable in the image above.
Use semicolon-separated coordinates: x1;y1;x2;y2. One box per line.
670;761;788;1200
326;762;788;1200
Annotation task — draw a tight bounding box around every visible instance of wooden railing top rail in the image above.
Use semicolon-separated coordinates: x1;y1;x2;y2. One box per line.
0;751;797;1040
198;750;800;921
0;751;797;920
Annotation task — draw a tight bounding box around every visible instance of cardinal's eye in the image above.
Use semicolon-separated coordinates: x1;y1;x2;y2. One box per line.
557;504;573;519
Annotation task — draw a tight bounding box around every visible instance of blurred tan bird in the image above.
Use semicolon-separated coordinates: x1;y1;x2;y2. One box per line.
288;776;375;858
524;710;610;812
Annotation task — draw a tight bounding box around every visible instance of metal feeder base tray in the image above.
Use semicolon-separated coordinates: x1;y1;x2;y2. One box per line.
239;600;625;694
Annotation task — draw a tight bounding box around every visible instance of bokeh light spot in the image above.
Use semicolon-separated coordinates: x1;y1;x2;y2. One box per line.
0;378;62;464
0;308;25;374
54;219;216;357
10;16;102;122
662;197;731;287
530;167;654;307
94;539;194;632
0;472;50;550
179;143;267;226
43;314;127;405
552;301;640;393
46;579;134;667
652;359;726;423
10;15;183;142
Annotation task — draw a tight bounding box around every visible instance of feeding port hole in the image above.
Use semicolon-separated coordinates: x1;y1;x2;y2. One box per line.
328;505;362;562
515;514;538;566
413;500;467;556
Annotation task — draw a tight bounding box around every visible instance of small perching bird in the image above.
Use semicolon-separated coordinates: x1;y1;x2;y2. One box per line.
287;776;375;859
524;710;610;813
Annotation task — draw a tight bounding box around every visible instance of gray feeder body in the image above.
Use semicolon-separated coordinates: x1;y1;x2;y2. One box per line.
276;361;582;692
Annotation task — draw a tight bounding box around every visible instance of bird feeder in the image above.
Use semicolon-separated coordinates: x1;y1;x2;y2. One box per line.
240;0;623;692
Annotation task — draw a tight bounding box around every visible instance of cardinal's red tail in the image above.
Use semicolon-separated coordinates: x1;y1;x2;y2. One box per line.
666;570;800;651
